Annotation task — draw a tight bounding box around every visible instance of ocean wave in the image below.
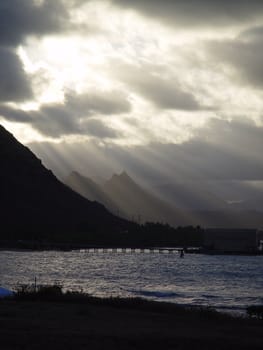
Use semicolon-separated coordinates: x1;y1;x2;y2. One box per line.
201;294;220;299
128;289;182;298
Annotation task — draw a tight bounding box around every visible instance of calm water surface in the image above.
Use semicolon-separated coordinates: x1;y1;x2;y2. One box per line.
1;251;263;313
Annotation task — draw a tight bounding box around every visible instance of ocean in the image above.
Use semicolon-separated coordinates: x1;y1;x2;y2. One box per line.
1;250;263;314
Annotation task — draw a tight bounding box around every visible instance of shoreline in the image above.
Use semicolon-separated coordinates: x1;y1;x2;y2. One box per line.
0;287;250;317
0;288;251;318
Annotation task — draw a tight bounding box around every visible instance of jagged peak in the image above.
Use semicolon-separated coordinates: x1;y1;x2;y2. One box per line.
119;170;131;179
107;171;138;188
110;170;129;180
67;171;100;187
69;170;81;177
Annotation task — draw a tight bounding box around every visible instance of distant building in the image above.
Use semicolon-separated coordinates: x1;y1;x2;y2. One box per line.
203;228;260;254
258;230;263;251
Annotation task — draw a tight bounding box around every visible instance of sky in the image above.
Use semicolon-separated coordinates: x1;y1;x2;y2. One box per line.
1;0;263;184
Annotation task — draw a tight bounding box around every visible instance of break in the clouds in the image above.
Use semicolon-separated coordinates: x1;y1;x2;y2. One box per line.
0;0;263;182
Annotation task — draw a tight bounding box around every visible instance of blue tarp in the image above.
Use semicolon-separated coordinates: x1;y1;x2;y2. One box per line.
0;287;13;298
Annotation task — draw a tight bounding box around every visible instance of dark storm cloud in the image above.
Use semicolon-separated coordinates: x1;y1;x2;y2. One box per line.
0;48;33;102
0;104;81;137
84;119;120;138
112;0;263;28
0;105;32;123
208;26;263;87
34;104;81;137
0;0;68;47
240;26;263;40
0;90;130;137
111;63;202;110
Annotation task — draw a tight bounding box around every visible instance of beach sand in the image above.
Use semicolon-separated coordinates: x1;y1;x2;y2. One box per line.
0;298;262;349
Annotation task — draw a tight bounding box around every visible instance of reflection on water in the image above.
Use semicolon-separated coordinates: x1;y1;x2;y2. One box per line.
1;251;263;313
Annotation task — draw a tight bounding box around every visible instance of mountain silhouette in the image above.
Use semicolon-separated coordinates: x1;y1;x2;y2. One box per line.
64;170;263;228
0;125;130;239
103;171;185;223
65;171;121;216
65;170;182;224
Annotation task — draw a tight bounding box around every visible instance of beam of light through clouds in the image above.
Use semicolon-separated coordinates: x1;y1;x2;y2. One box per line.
0;0;263;191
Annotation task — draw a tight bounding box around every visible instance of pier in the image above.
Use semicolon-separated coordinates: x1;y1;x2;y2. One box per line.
78;247;190;254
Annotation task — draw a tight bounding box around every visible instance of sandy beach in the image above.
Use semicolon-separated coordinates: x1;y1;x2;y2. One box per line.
0;297;262;350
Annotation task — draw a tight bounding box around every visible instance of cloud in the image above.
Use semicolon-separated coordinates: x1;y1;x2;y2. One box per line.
0;90;130;137
0;104;77;137
0;1;70;104
194;118;263;160
84;119;120;138
0;105;32;123
33;104;81;137
0;48;33;102
1;0;262;158
169;118;263;181
111;63;202;110
112;0;263;28
65;90;131;115
131;74;201;110
207;26;263;87
0;0;68;47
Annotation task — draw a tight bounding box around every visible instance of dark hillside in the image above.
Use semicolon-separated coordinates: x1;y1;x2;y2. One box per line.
0;125;130;240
